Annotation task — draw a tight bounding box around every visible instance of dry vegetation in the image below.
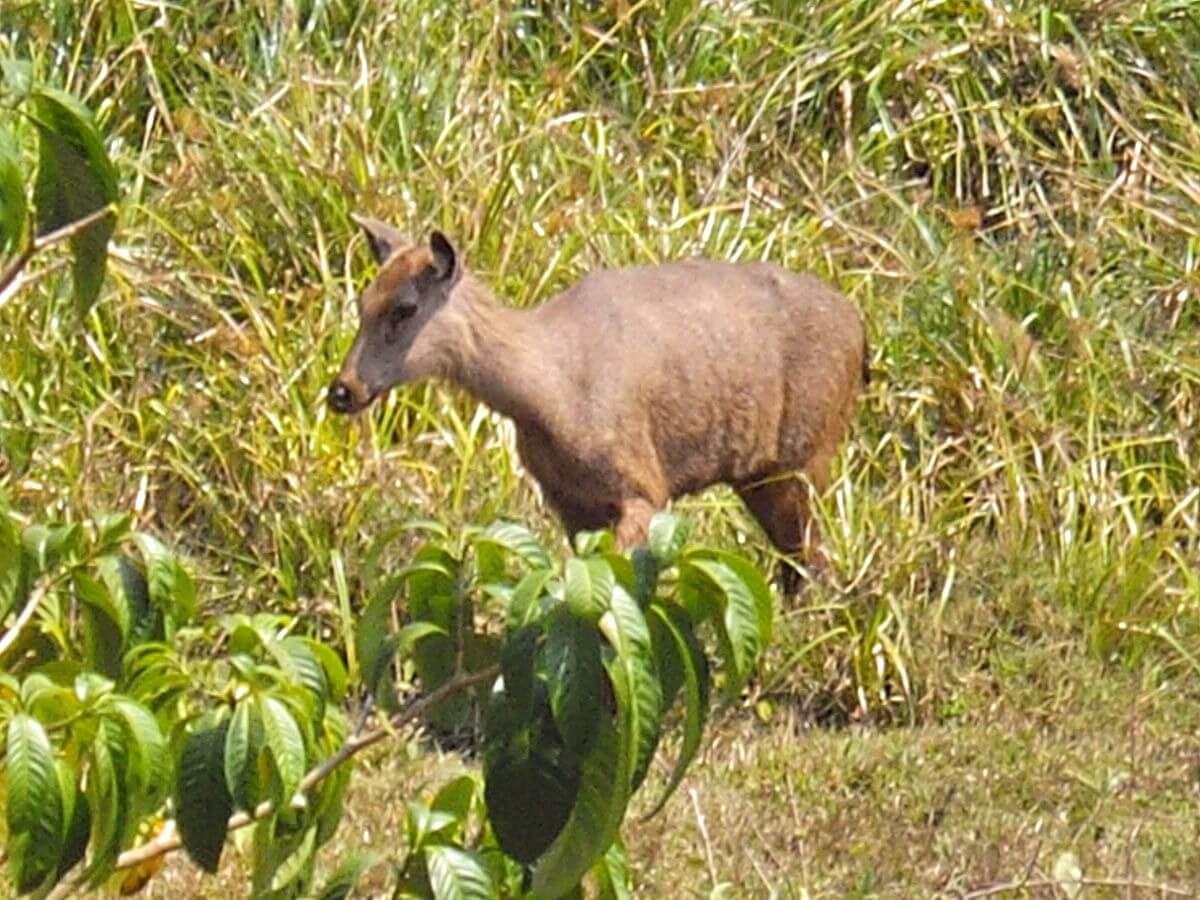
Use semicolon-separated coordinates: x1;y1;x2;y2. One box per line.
2;0;1199;896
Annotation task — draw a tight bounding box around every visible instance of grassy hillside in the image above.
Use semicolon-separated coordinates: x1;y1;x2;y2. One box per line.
2;0;1199;895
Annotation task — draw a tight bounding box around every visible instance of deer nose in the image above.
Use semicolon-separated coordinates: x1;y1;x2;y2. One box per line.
327;381;355;413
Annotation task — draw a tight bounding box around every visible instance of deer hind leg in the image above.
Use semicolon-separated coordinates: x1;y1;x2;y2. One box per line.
738;448;835;594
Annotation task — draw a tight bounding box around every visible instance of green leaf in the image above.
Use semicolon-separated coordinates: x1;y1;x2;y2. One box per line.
592;836;634;900
176;719;233;873
271;636;329;716
5;714;63;893
106;696;168;802
473;521;552;571
530;704;629;899
81;719;130;887
252;818;317;898
0;127;25;254
76;575;125;680
500;624;540;723
404;801;459;849
695;549;773;651
315;850;385;900
134;533;196;628
643;603;710;819
431;774;477;825
258;694;306;804
54;761;90;880
425;845;495;900
648;513;691;565
30;87;118;313
305;639;348;701
0;58;32;97
564;557;610;622
23;522;82;570
598;585;663;791
484;744;578;866
224;699;261;811
0;504;22;622
104;555;154;645
313;752;352;848
543;611;604;756
507;567;554;632
684;558;764;698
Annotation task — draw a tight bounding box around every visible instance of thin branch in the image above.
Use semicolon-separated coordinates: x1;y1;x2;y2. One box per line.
0;580;54;661
0;204;115;303
46;664;500;900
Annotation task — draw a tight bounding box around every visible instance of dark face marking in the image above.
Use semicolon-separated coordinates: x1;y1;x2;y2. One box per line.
327;228;462;413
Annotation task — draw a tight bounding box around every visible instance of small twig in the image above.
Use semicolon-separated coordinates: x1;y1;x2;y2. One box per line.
0;204;116;303
957;876;1195;899
46;664;500;900
0;580;55;661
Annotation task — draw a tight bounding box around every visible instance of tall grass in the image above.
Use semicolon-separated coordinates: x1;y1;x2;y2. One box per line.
2;0;1198;722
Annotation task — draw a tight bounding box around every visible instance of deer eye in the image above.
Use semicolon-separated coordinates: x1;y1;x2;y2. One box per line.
384;302;417;342
388;302;416;324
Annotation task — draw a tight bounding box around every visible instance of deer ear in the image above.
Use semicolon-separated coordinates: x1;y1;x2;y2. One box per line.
351;213;405;265
429;231;461;285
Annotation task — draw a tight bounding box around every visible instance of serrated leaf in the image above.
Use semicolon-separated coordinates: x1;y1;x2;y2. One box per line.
598;585;663;791
530;704;629;898
543;612;604;756
0;127;26;254
647;513;691;565
176;720;233;873
425;845;495;900
5;714;63;893
643;603;710;819
30;87;118;313
258;694;306;803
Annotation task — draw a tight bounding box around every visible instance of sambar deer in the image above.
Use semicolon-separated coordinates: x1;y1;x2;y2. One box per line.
328;217;868;592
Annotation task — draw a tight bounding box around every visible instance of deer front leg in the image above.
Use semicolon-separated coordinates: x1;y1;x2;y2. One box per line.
613;498;658;550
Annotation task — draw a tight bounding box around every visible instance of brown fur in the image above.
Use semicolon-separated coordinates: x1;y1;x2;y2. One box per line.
330;222;868;592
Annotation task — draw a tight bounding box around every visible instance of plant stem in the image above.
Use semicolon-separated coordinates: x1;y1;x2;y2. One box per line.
0;204;115;304
45;663;500;900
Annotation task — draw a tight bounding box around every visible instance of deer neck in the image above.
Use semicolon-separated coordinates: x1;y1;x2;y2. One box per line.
436;275;552;427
